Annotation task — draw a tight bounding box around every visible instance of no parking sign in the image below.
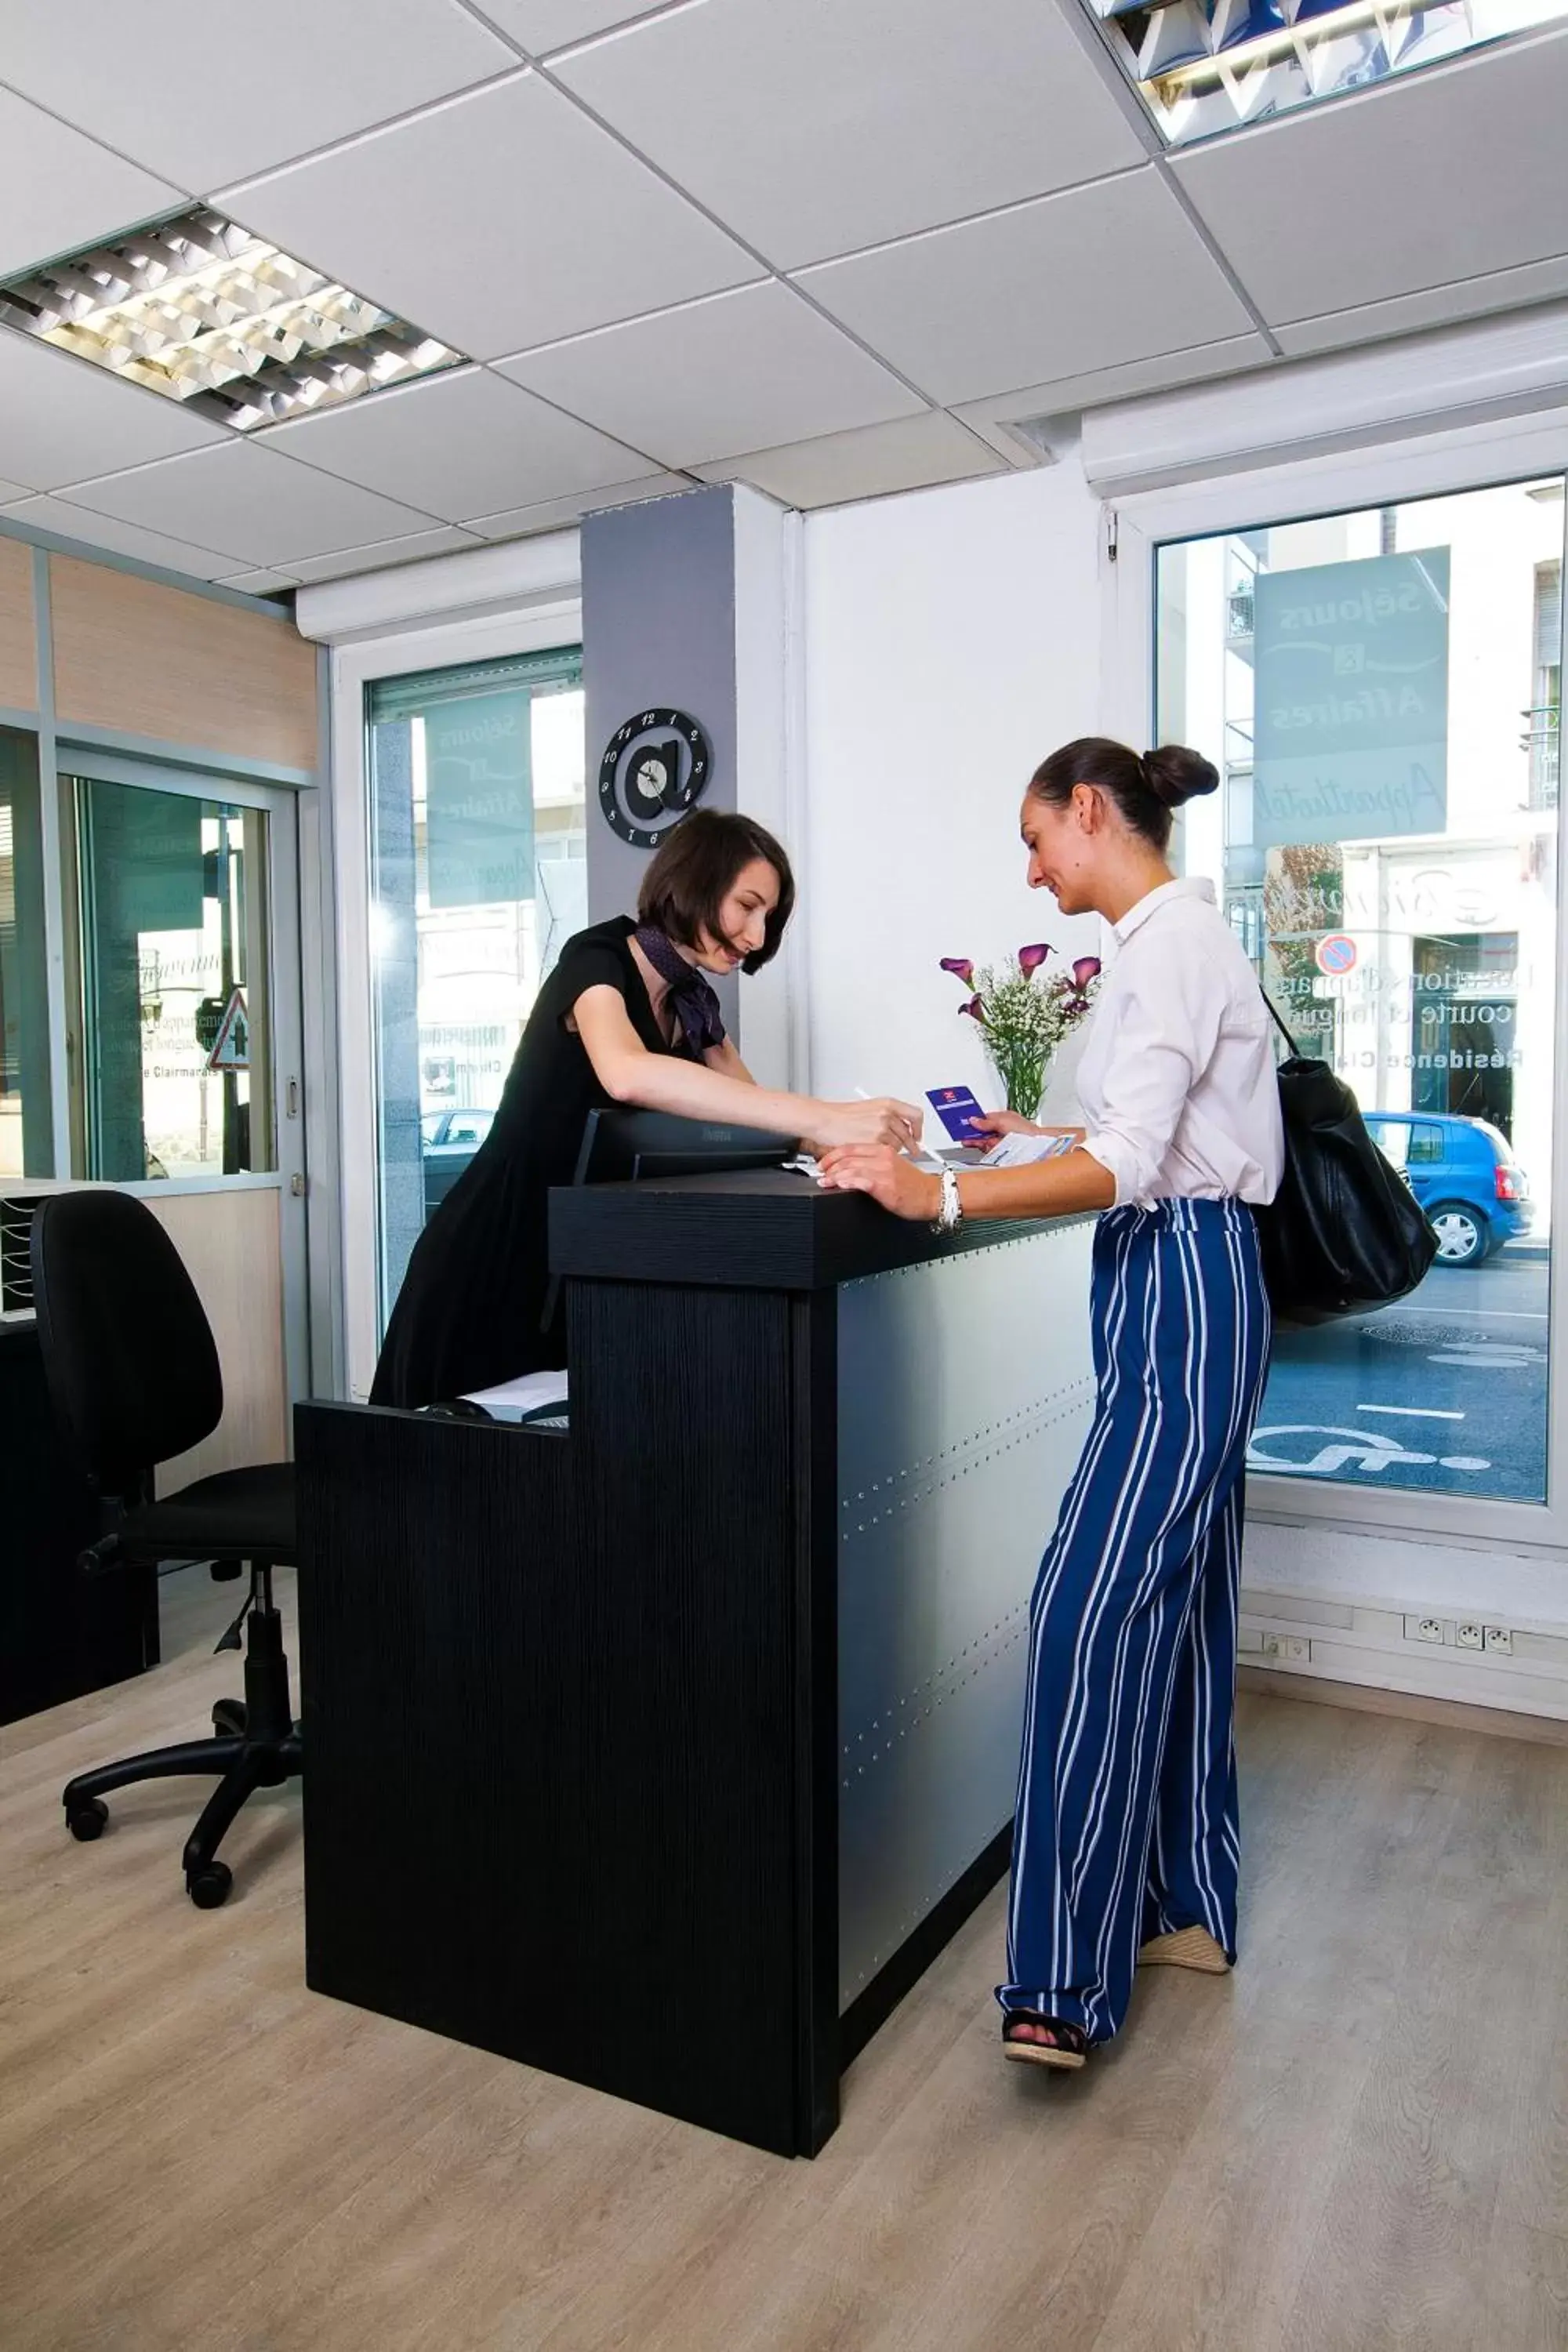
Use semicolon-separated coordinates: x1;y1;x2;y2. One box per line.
1314;934;1357;978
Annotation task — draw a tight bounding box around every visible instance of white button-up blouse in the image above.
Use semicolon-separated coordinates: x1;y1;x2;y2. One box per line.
1077;877;1285;1210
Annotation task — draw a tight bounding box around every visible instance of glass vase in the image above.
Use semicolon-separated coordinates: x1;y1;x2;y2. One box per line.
989;1043;1047;1124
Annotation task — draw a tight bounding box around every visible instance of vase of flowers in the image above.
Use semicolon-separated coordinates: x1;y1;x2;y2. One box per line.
939;944;1102;1123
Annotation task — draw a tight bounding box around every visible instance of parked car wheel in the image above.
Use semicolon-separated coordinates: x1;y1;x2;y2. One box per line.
1428;1202;1487;1268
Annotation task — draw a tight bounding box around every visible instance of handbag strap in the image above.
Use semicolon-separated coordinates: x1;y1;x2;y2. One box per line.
1258;982;1300;1057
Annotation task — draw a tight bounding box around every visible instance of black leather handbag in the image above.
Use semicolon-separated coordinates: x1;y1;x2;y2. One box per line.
1254;993;1438;1327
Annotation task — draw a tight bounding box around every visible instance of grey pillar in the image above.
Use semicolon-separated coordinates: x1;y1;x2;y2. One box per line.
582;484;799;1083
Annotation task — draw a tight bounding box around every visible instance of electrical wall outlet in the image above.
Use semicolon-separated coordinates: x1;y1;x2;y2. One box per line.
1484;1625;1514;1657
1406;1616;1446;1646
1456;1622;1485;1651
1262;1632;1310;1662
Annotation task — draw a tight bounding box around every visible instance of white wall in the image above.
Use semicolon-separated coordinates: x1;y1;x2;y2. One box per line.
800;457;1108;1130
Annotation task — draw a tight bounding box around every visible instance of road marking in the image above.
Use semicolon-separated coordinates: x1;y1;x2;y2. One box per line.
1356;1404;1464;1421
1250;1424;1497;1478
1388;1308;1549;1321
1249;1425;1436;1474
1428;1345;1541;1367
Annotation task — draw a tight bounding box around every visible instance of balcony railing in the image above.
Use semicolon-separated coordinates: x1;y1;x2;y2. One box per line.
1523;704;1561;810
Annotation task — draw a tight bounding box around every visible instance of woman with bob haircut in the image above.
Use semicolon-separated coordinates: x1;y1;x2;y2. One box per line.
372;808;920;1408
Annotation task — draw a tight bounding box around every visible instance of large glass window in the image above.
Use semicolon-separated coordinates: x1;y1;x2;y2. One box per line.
366;647;585;1326
65;774;274;1181
0;728;51;1178
1158;477;1566;1504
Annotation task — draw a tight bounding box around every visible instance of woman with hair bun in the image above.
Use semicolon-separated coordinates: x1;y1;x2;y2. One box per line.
818;735;1283;2073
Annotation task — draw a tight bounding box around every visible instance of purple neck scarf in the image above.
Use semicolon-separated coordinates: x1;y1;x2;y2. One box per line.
633;926;727;1058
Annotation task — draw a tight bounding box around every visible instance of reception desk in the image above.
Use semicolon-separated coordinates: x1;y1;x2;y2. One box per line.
296;1172;1094;2156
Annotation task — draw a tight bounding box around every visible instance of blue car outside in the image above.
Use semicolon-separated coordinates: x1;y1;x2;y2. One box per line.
1363;1110;1534;1269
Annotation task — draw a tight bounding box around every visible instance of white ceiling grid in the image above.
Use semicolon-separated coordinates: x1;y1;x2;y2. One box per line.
0;0;1560;592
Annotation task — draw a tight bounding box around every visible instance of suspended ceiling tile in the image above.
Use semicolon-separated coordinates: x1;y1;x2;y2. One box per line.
1171;31;1568;328
0;86;181;281
59;440;443;567
557;0;1149;271
0;327;229;492
283;528;485;583
465;472;695;538
216;568;303;594
474;0;672;51
222;74;760;363
0;479;31;504
691;411;1006;507
1273;258;1568;358
0;0;517;192
0;492;240;579
497;282;924;469
261;367;653;523
796;170;1256;408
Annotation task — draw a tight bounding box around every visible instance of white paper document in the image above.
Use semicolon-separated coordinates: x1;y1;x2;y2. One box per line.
462;1369;570;1422
979;1131;1079;1168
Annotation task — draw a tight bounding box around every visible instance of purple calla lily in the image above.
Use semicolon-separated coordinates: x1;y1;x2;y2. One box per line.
960;995;984;1022
1072;956;1102;990
1018;943;1051;977
939;956;975;987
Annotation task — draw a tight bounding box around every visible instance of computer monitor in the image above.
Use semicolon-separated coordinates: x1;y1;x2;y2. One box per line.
570;1107;799;1186
540;1109;800;1335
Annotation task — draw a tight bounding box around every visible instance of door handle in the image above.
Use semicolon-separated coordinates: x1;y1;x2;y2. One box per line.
286;1076;300;1119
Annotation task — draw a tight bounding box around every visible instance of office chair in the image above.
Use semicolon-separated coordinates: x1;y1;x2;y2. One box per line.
30;1189;301;1908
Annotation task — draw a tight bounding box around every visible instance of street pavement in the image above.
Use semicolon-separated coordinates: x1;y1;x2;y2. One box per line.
1252;1247;1551;1501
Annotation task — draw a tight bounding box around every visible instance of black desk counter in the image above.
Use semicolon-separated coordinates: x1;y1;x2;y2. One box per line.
296;1173;1096;2157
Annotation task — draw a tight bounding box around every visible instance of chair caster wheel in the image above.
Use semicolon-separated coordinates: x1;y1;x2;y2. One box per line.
212;1699;247;1738
67;1798;108;1841
187;1861;233;1909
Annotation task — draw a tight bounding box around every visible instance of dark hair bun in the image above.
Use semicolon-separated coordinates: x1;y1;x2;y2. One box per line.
1142;744;1219;808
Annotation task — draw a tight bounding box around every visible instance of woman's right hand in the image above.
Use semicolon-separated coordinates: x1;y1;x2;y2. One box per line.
807;1098;925;1153
967;1109;1042;1142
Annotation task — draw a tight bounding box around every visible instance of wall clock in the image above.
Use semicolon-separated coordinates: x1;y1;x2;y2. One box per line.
597;708;712;849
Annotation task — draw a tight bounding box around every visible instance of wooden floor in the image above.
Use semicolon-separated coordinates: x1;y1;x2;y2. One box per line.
4;1568;1568;2352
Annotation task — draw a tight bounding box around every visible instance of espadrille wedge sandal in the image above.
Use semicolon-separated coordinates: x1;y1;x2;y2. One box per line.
1138;1924;1231;1975
1002;2015;1089;2070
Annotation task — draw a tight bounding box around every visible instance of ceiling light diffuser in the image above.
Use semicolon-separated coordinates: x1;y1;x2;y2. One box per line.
1082;0;1568;143
0;207;463;430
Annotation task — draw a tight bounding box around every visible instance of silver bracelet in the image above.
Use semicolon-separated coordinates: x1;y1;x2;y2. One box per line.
932;1165;964;1235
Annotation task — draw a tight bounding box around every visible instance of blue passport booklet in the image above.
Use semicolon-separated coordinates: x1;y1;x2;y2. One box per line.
927;1084;987;1143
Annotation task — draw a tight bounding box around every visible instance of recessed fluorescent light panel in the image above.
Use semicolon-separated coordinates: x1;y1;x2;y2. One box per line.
1083;0;1568;143
0;207;464;430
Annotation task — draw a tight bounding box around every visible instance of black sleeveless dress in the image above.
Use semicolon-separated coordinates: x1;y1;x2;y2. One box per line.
370;916;693;1409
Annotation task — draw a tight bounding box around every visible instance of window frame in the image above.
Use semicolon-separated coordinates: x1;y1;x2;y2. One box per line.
1106;427;1568;1557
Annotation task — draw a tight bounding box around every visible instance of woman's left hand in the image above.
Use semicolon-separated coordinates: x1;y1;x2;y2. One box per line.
816;1145;942;1221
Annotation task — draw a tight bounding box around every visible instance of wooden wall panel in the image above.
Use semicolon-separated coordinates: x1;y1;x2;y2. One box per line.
147;1187;289;1493
0;537;38;711
49;557;317;770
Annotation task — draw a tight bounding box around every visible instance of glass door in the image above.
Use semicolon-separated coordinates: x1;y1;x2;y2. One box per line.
59;753;308;1393
365;645;584;1332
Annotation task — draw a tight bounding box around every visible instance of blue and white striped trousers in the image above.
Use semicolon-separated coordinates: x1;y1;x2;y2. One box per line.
999;1196;1271;2045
